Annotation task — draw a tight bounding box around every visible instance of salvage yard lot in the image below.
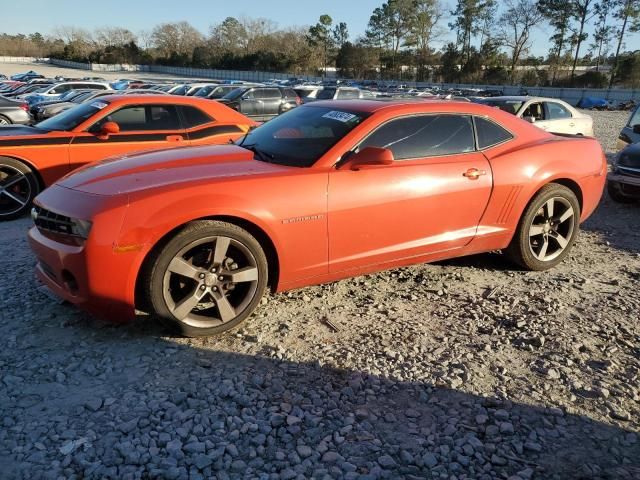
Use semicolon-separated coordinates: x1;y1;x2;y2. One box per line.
0;110;639;479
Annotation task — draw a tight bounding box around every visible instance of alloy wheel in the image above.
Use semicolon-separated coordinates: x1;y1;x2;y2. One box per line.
0;164;32;216
161;235;260;328
528;197;575;262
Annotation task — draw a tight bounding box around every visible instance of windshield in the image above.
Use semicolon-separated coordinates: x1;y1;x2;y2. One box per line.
37;100;108;131
480;99;524;115
222;88;249;101
236;106;369;168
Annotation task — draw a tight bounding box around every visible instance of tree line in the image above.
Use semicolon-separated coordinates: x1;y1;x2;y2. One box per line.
0;0;638;88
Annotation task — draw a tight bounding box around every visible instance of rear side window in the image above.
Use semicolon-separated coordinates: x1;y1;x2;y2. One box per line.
284;89;298;99
180;106;214;128
336;89;359;99
360;115;475;160
475;117;513;149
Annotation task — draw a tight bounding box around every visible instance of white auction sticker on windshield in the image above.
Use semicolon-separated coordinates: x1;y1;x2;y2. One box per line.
91;101;108;110
322;111;357;123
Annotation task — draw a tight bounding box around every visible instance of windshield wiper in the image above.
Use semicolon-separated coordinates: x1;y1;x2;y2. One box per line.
242;144;276;163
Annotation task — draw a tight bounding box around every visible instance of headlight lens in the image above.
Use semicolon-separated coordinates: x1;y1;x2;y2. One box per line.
72;218;93;239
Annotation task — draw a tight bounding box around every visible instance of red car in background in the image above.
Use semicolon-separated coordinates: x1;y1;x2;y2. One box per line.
29;99;606;336
0;95;257;220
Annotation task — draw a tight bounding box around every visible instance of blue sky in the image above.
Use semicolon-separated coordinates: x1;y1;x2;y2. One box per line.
2;0;638;58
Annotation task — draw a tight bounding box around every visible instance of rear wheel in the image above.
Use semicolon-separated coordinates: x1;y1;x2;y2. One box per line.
0;115;11;125
506;184;581;271
144;220;268;337
0;158;39;221
607;180;637;204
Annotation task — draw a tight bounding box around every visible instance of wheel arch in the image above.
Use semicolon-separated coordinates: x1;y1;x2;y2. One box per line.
134;214;281;311
0;154;45;191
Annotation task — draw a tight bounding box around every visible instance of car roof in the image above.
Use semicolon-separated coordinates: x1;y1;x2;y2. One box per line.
481;96;568;103
95;94;217;105
303;98;500;114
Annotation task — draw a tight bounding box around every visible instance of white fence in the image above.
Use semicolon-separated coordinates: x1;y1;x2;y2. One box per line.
0;56;49;64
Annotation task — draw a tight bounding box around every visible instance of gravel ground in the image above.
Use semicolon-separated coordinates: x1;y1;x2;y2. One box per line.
0;110;638;480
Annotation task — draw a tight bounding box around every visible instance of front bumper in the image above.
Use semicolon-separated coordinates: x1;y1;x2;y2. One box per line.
608;172;640;197
27;186;138;323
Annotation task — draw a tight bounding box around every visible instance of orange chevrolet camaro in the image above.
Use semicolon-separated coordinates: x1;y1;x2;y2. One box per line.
28;99;606;337
0;95;256;220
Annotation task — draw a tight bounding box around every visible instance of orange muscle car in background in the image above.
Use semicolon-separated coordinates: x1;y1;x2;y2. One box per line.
28;99;606;336
0;95;256;220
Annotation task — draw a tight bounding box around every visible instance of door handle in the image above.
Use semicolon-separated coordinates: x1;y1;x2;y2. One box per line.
166;135;184;142
463;168;487;180
569;123;575;127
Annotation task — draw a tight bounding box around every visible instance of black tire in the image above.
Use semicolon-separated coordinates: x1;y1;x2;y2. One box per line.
0;157;40;221
505;183;581;271
0;115;12;126
143;220;268;337
607;180;637;204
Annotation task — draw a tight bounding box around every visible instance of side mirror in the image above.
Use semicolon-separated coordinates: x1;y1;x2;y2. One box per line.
633;124;640;134
338;147;394;171
99;121;120;137
523;116;536;123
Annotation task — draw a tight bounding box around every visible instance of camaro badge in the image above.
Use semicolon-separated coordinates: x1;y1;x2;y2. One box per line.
282;214;324;225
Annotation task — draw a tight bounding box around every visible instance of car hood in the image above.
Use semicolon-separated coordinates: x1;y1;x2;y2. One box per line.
57;144;291;196
0;125;51;138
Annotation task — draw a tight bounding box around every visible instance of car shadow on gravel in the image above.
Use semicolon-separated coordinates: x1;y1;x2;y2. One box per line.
2;310;639;480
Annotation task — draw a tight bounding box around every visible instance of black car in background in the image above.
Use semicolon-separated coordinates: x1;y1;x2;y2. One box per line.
608;143;640;203
218;86;301;121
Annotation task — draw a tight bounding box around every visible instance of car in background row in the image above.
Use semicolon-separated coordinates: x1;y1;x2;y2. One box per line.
608;143;640;203
298;86;376;103
0;95;257;220
22;81;113;104
218;86;301;121
10;70;44;81
477;96;594;137
31;89;170;121
617;103;640;150
0;97;30;125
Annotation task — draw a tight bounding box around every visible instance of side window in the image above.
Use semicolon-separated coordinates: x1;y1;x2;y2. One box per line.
475;117;513;149
242;89;255;100
360;115;475;160
546;102;572;120
180;106;214;128
52;85;70;94
93;105;180;131
337;89;359;100
256;89;280;99
521;102;545;121
316;88;336;100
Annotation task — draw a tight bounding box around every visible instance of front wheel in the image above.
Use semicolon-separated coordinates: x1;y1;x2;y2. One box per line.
143;220;268;337
0;158;40;221
505;184;581;271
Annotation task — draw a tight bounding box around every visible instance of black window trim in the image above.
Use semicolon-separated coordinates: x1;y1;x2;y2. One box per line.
472;115;515;150
351;112;480;162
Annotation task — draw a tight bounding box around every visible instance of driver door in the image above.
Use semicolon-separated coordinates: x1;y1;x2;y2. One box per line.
68;104;188;171
328;114;492;273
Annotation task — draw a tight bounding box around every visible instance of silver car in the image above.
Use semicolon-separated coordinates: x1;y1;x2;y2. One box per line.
0;97;31;125
617;104;640;150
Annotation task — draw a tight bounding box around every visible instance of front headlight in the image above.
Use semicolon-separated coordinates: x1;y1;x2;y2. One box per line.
72;218;93;239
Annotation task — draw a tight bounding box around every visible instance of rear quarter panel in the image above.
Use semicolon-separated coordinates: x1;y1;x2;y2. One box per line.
478;135;606;249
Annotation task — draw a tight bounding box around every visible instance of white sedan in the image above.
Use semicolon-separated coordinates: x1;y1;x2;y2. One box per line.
478;96;594;137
